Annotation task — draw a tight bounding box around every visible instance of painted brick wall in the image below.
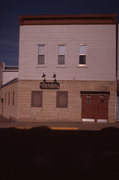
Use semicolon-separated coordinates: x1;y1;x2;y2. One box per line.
19;24;116;81
3;71;18;84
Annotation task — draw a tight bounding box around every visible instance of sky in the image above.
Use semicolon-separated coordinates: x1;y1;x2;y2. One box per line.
0;0;119;66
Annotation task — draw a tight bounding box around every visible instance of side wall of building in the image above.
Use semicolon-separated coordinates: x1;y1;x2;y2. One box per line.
16;80;116;123
0;81;18;121
3;71;19;85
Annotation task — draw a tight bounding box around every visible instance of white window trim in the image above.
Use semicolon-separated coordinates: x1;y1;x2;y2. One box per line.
38;44;46;65
58;45;66;65
79;44;87;66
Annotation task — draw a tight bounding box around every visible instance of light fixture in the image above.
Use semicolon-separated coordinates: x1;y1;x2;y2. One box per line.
53;73;57;82
42;72;46;82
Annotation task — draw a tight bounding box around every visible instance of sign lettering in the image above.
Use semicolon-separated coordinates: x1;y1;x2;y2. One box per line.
40;81;60;89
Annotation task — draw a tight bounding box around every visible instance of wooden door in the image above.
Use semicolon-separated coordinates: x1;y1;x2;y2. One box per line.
96;95;109;120
82;94;109;122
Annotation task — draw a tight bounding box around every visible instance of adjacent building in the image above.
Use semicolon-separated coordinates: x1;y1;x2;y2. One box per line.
0;14;117;123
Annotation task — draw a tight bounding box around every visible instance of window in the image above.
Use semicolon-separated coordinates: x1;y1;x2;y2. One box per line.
12;91;15;106
56;91;68;108
58;45;65;64
8;92;10;105
38;45;45;64
31;91;43;107
79;45;87;65
5;92;7;104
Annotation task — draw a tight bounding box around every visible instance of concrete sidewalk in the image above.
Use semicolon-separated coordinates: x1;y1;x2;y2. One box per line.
0;119;119;130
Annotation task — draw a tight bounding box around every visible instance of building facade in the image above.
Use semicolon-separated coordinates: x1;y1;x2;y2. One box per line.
0;14;117;123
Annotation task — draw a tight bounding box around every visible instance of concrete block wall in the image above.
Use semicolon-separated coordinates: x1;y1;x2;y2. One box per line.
0;81;18;120
16;80;116;123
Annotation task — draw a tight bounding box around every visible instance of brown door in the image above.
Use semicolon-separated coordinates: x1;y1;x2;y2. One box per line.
96;95;109;120
82;94;109;122
82;95;97;120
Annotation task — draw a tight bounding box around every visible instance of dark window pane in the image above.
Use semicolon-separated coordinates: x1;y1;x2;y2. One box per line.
38;55;45;64
58;55;65;64
57;91;68;108
31;91;42;107
79;55;86;64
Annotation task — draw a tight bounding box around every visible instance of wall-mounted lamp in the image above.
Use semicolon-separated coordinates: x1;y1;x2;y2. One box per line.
53;73;57;82
42;72;46;82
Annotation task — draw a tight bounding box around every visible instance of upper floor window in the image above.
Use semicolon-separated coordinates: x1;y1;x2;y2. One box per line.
79;45;87;65
38;45;45;64
58;45;65;65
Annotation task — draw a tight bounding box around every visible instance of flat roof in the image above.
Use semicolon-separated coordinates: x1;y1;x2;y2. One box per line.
20;14;117;25
3;66;19;72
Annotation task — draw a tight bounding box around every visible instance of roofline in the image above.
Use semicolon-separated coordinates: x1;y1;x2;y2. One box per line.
3;69;19;72
19;14;117;25
1;78;18;88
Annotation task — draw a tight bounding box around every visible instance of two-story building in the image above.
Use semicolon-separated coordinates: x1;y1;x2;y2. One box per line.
0;14;117;123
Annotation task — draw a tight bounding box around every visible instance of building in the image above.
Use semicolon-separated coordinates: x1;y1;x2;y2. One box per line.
0;62;18;86
0;14;117;123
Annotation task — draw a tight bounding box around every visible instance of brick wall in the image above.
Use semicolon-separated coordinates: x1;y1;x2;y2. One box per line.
19;24;116;81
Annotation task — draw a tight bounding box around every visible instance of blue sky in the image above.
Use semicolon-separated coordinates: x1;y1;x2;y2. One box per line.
0;0;119;65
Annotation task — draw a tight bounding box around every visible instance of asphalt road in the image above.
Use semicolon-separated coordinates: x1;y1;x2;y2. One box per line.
0;127;119;179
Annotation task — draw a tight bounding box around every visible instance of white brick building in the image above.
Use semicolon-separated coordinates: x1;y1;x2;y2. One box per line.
0;14;117;123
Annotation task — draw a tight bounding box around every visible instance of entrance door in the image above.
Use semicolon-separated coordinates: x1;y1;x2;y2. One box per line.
81;94;109;122
96;95;109;122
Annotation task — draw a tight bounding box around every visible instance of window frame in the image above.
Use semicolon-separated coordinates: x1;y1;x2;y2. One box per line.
58;45;65;65
56;91;68;108
31;91;43;107
12;91;15;106
38;45;45;65
8;92;10;105
79;44;87;65
5;92;7;105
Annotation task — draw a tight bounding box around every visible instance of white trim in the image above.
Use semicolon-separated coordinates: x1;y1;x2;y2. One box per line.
82;118;95;122
97;119;107;123
56;65;67;68
77;64;88;68
36;65;47;68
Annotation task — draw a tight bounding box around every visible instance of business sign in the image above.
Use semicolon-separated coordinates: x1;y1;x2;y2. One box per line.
40;81;60;89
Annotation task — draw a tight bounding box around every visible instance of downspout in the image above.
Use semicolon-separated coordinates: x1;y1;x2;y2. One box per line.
116;23;118;82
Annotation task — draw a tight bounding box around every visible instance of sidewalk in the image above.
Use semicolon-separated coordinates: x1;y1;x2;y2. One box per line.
0;117;119;130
